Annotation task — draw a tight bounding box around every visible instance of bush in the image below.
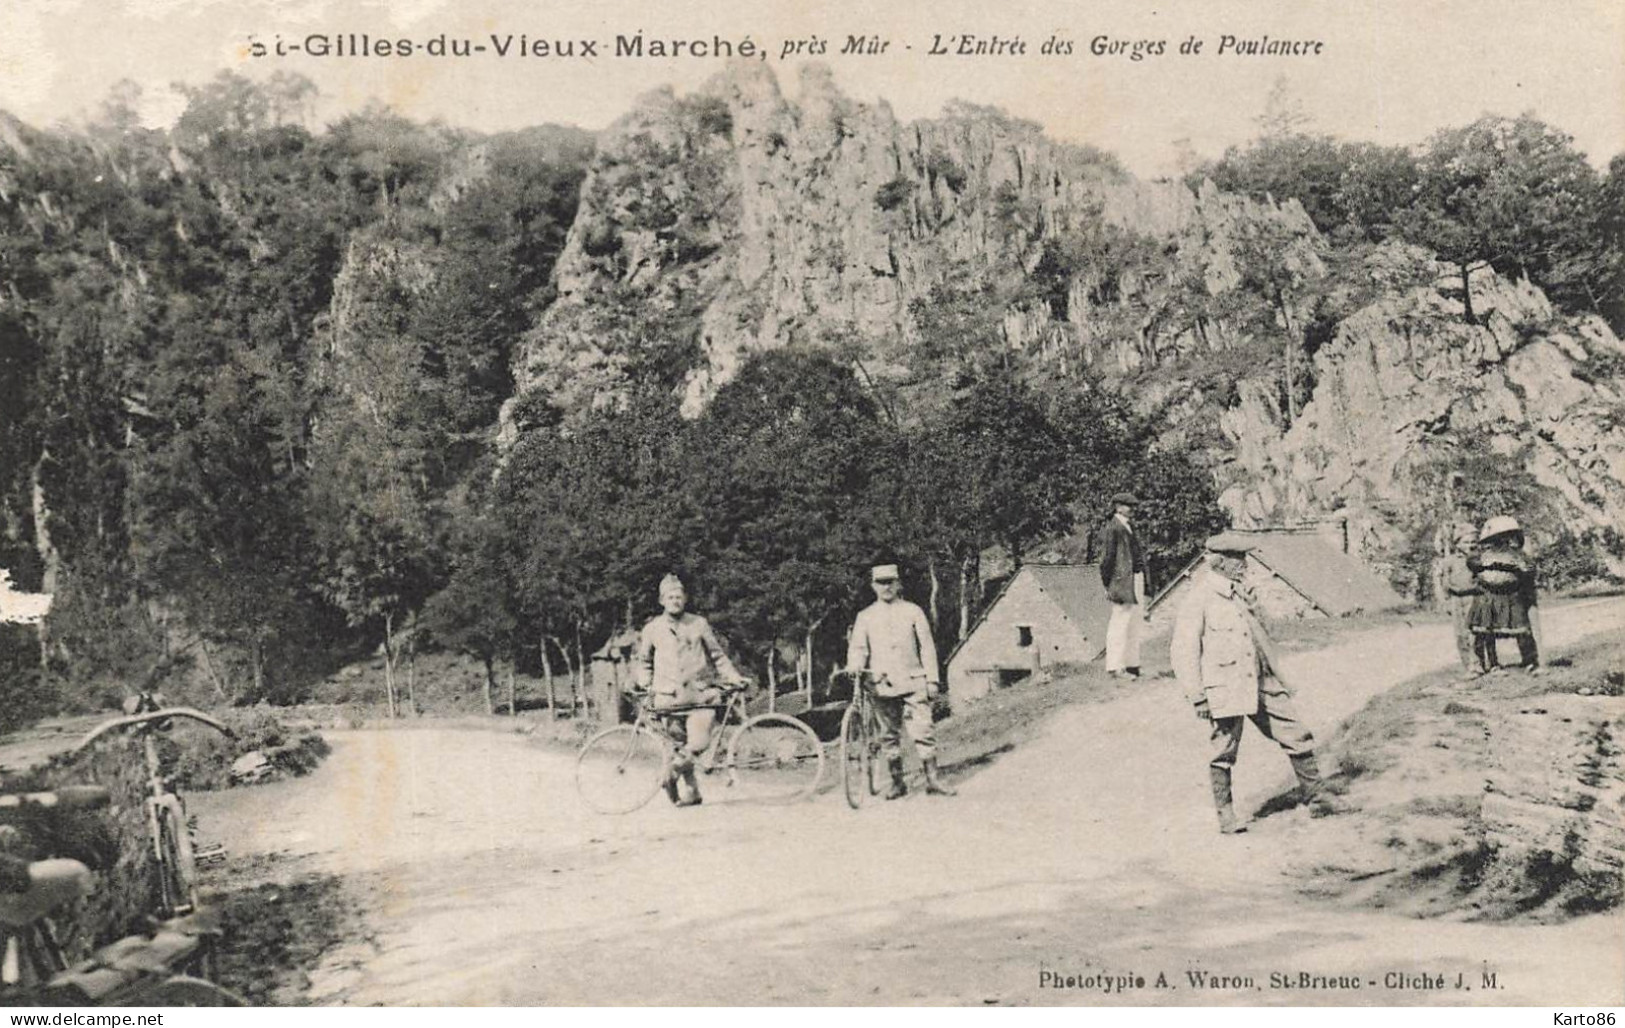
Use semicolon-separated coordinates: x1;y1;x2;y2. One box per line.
1540;528;1625;592
926;150;967;193
680;95;733;139
0;625;51;735
874;176;915;212
163;708;331;792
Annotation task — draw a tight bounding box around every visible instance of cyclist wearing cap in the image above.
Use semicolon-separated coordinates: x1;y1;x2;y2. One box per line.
845;562;955;798
634;573;747;807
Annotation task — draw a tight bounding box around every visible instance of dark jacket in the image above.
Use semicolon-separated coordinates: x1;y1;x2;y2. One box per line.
1098;516;1147;605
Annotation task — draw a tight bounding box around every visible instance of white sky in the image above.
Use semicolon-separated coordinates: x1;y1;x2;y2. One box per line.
1;0;1622;176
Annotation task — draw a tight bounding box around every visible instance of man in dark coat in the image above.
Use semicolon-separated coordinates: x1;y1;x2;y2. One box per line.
1098;491;1148;679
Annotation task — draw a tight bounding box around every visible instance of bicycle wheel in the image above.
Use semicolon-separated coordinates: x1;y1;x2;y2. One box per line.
144;974;248;1006
575;725;669;814
153;800;197;918
839;704;871;809
727;713;823;804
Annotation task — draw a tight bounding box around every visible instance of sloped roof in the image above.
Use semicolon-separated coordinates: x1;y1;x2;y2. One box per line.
1148;531;1406;617
1023;564;1115;648
949;563;1113;665
1243;531;1406;615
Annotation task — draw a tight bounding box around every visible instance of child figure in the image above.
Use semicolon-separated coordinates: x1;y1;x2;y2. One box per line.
1468;516;1543;672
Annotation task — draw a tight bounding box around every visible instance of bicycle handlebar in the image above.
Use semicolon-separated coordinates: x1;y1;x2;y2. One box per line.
830;669;887;686
73;708;235;753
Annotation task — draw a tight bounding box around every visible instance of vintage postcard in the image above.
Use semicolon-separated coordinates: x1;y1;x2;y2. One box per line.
1;0;1622;1011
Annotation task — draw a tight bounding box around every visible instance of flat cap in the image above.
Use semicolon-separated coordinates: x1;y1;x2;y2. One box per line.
1204;532;1256;555
1111;491;1139;506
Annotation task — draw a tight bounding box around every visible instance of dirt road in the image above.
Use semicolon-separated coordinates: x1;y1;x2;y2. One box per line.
194;598;1625;1006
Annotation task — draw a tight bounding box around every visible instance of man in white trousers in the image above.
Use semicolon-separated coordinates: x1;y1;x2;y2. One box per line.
1098;491;1148;679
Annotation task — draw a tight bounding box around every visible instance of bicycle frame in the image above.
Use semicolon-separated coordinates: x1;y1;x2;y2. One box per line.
832;670;890;808
75;706;234;920
634;688;749;777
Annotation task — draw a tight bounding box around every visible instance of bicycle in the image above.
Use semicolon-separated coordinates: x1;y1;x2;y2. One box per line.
0;782;244;1006
832;669;891;809
575;683;825;813
72;699;235;922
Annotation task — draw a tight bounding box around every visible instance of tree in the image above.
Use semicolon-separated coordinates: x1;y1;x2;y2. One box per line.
678;349;903;689
1399;114;1601;323
421;514;519;716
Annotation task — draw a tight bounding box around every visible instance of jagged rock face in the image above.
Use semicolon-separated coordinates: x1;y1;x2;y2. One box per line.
516;61;1319;414
1219;259;1625;574
515;62;1624;580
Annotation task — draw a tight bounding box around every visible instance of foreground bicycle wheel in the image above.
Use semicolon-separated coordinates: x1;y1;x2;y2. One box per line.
576;725;669;814
153;801;198;917
839;704;874;809
143;974;248;1007
726;714;824;804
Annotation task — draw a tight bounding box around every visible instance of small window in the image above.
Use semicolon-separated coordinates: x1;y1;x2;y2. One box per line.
1016;625;1033;647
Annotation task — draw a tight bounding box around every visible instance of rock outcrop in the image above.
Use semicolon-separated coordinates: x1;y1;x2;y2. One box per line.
1217;255;1625;577
513;62;1625;584
517;61;1321;412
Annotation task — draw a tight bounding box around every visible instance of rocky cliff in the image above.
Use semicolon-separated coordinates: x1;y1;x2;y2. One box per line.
516;61;1321;410
1220;259;1625;577
514;62;1625;584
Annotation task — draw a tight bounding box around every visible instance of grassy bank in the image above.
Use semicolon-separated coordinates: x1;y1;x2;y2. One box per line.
1277;630;1625;921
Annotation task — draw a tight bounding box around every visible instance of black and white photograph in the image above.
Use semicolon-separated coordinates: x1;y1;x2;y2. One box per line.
0;0;1622;1010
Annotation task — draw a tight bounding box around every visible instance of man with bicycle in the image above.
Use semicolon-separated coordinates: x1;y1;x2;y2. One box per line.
845;562;955;799
634;573;748;807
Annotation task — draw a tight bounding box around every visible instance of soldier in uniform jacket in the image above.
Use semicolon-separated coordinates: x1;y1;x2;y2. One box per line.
1172;534;1324;835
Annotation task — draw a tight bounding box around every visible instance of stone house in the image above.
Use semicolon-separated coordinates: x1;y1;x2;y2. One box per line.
946;564;1113;704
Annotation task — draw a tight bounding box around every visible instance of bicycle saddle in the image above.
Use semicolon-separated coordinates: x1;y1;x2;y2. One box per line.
0;858;94;928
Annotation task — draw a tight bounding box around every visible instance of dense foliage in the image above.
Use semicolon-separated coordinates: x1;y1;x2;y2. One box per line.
1199;108;1622;332
3;72;1617;721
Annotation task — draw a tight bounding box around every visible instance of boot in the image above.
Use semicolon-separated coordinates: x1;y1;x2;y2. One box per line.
1289;753;1322;805
662;770;681;806
922;756;957;796
1210;766;1246;835
883;756;907;800
673;754;702;807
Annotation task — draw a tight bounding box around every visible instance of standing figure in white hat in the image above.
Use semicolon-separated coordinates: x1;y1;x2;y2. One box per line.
1467;516;1542;673
845;561;955;798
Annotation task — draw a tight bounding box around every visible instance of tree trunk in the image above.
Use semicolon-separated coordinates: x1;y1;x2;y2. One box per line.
382;612;398;719
1278;289;1299;425
250;638;265;702
804;614;825;701
540;633;557;714
767;640;778;713
958;555;974;644
547;634;572;717
196;639;229;701
406;621;418;716
506;661;517;717
572;622;585;715
482;656;495;716
1461;265;1476;325
927;556;941;636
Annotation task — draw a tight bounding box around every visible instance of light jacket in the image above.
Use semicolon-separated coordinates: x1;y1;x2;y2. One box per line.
1171;569;1287;719
846;599;939;698
635;612;743;706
